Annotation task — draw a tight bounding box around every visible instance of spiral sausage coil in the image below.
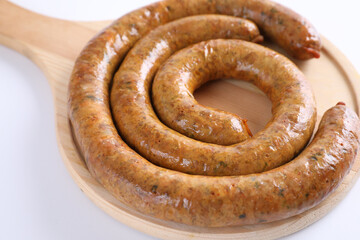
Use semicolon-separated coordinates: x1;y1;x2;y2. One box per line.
68;0;360;227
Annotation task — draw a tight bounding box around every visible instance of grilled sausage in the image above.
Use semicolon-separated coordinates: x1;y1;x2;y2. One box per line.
152;39;253;145
72;102;360;226
111;37;316;175
159;0;321;60
153;37;319;145
112;15;260;147
68;0;330;228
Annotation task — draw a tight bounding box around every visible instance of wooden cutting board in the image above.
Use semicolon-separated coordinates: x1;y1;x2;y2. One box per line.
1;1;360;239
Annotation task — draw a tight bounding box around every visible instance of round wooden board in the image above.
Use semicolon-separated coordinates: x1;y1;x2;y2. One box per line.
57;37;360;240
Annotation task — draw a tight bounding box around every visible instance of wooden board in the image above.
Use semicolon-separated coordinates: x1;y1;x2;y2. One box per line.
1;1;360;239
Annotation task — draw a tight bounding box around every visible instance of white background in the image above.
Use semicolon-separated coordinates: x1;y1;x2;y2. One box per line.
0;0;359;239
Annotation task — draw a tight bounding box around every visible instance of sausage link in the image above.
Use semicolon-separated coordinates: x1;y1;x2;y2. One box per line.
68;0;327;227
152;40;253;145
125;15;259;147
159;0;321;59
163;0;321;59
69;0;320;175
111;37;316;175
74;104;360;226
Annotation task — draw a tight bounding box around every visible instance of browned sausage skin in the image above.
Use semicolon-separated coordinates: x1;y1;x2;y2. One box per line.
152;39;254;146
113;15;260;147
69;0;320;174
68;0;328;228
112;38;316;176
163;0;321;60
74;103;360;227
153;37;320;146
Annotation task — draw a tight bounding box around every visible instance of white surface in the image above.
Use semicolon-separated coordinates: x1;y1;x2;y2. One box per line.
0;0;359;239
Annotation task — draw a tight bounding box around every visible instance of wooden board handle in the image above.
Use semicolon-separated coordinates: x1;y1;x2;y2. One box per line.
0;1;44;54
0;0;108;88
0;1;66;68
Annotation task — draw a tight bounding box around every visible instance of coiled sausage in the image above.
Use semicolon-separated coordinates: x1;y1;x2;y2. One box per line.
68;0;338;228
112;37;316;175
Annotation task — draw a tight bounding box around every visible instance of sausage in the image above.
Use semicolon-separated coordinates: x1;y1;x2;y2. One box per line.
72;101;360;226
110;15;269;175
68;0;327;227
111;35;316;175
151;38;300;145
161;0;321;60
152;40;253;145
115;16;259;147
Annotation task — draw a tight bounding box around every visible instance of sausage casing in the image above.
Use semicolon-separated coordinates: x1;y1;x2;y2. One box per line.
68;0;332;228
112;37;316;175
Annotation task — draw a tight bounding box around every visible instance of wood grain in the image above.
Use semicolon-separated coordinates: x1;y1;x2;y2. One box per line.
1;1;360;239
